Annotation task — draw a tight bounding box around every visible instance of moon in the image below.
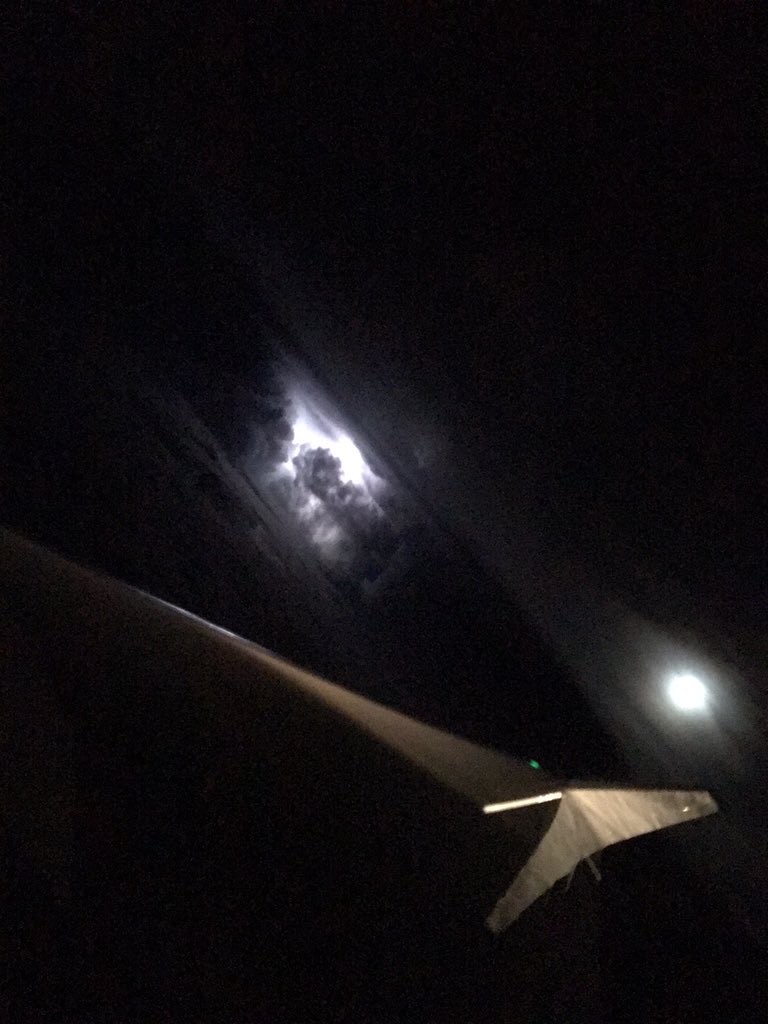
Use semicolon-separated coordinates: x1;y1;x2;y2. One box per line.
668;673;709;712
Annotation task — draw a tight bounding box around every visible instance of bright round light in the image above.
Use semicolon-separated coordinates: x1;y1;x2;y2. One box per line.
668;673;709;711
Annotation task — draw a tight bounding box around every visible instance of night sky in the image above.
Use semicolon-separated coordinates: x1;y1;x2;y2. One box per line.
5;4;767;1020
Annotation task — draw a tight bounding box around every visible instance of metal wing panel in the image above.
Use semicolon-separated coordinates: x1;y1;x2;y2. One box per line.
487;786;717;932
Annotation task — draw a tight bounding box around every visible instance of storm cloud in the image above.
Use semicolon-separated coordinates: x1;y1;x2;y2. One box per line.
290;445;397;572
239;377;413;585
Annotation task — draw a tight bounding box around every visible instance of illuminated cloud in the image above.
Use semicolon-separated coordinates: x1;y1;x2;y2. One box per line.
288;404;370;487
267;389;394;571
239;376;414;582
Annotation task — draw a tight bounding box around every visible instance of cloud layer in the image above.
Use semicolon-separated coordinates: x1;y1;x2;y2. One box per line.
241;381;412;585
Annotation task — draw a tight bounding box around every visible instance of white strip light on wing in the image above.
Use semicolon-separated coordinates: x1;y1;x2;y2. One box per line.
483;791;563;815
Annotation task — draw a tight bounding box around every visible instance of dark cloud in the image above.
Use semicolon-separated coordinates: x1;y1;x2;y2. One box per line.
239;401;294;476
253;408;295;468
290;445;398;581
293;446;347;503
